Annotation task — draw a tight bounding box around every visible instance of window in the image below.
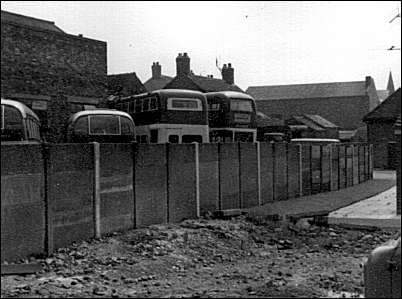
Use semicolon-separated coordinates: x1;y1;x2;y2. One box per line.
74;116;89;135
167;98;202;111
234;132;254;142
208;103;221;111
168;135;179;143
2;105;23;140
150;129;158;143
135;99;142;113
26;117;40;140
182;135;202;143
123;102;129;113
140;135;148;143
89;115;120;135
121;117;134;135
150;97;157;110
143;98;150;111
129;102;135;113
230;99;253;112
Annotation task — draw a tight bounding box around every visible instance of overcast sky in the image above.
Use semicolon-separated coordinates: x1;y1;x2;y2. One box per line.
2;1;401;91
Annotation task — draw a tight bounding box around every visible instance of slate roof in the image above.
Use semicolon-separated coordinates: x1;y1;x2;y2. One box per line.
107;72;146;96
1;10;65;33
246;81;367;101
189;75;244;93
144;75;173;92
363;88;401;121
287;114;338;131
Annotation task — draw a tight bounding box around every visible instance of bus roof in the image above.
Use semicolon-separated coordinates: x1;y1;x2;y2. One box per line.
67;109;134;124
1;98;40;121
205;91;255;100
290;138;340;143
121;89;206;101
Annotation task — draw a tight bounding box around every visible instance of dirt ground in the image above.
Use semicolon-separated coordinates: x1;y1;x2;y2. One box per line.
1;216;400;298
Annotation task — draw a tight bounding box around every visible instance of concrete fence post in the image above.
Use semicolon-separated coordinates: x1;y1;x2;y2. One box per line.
298;144;303;197
238;142;242;208
194;142;200;218
42;142;53;256
92;142;101;239
132;141;138;228
369;144;374;179
256;142;262;206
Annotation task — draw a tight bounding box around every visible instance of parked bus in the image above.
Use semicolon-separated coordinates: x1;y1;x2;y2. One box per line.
113;89;209;143
205;91;257;142
1;98;41;143
65;109;136;143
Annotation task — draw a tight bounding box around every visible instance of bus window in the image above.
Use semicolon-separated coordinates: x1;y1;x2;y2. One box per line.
167;98;202;111
182;135;202;143
89;115;119;135
129;102;135;113
235;132;254;142
143;98;150;111
150;129;158;143
26;117;40;140
121;117;134;135
2;105;24;141
140;135;148;143
168;135;179;143
74;116;89;135
150;97;157;110
230;99;253;112
135;99;142;113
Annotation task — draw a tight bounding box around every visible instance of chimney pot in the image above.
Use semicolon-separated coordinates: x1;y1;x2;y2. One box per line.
152;61;162;79
176;52;190;76
221;62;234;85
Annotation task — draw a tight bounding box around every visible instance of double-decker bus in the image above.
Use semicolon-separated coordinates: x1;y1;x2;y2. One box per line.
113;89;209;144
65;109;136;143
1;98;41;143
205;91;257;142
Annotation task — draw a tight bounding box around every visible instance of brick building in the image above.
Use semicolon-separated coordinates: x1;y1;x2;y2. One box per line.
246;77;380;131
163;53;244;93
1;10;107;142
143;62;173;92
363;88;401;169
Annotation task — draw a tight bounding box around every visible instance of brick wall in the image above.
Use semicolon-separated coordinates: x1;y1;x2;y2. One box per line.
1;21;107;98
256;96;370;130
367;121;396;169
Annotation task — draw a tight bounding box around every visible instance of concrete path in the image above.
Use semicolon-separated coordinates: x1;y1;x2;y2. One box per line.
328;186;401;229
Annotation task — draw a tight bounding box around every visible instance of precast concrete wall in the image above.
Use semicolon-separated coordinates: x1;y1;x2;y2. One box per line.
219;143;240;209
239;143;259;208
260;142;274;204
99;143;134;234
1;144;45;262
287;144;301;199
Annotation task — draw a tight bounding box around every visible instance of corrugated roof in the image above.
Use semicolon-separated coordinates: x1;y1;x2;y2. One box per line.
291;115;325;131
363;88;401;121
256;111;284;127
246;81;367;101
304;114;339;128
190;75;244;92
144;75;173;92
1;10;65;33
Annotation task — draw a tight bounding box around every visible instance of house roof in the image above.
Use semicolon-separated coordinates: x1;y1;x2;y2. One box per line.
256;111;284;127
363;88;401;121
246;80;367;101
1;10;65;33
107;72;146;96
286;114;338;131
189;75;244;93
144;75;173;92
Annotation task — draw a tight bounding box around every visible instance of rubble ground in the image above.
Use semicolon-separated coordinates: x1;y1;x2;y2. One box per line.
1;216;400;298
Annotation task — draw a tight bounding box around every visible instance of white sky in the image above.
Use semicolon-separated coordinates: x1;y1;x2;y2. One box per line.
1;1;401;91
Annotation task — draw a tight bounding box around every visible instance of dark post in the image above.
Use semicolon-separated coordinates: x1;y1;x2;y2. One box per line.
395;118;401;215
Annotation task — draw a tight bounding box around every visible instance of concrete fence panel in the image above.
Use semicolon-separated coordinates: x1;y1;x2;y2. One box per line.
167;144;197;223
48;143;94;250
365;145;370;181
321;145;331;192
338;145;347;189
273;143;288;201
135;144;168;228
331;145;339;191
219;143;240;209
198;143;219;214
99;143;134;235
352;145;359;185
239;143;259;208
311;145;321;194
1;144;46;262
260;142;274;204
301;145;312;196
358;146;365;183
346;145;353;187
287;144;301;199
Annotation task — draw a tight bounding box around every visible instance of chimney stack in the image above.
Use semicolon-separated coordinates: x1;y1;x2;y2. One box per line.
222;63;234;85
151;62;162;79
176;52;190;76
